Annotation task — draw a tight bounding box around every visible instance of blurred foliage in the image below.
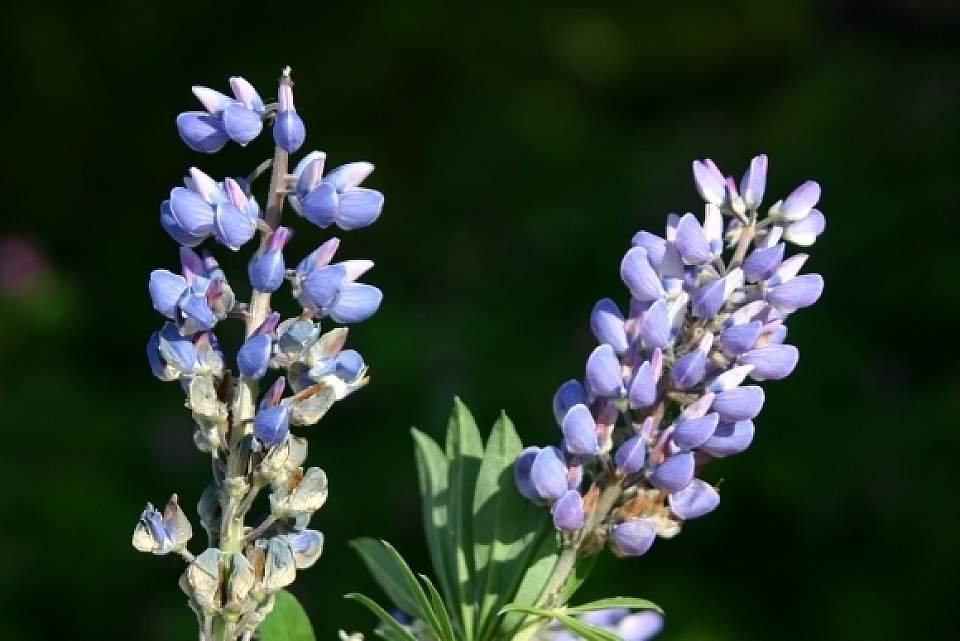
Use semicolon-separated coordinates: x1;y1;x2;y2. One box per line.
0;0;958;640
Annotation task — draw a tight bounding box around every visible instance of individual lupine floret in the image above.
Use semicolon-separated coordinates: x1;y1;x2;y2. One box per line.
132;495;193;555
515;154;825;565
255;377;292;446
273;83;306;153
177;76;266;153
249;226;293;293
292;240;383;322
161;167;260;249
288;152;384;230
146;323;224;382
149;247;235;334
238;312;281;379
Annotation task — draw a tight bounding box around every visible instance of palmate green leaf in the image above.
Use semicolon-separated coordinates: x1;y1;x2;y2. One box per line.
411;428;457;615
445;397;484;639
260;589;317;641
471;412;554;641
349;538;421;618
565;597;663;615
344;593;418;641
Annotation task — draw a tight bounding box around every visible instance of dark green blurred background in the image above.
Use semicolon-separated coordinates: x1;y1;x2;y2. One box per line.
1;0;958;639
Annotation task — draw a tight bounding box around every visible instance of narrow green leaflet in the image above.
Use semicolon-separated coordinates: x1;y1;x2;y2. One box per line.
420;573;457;641
345;593;418;641
497;525;560;636
411;428;456;612
444;397;484;639
349;538;421;617
566;597;663;614
498;606;621;641
260;589;317;641
471;412;552;641
376;540;445;637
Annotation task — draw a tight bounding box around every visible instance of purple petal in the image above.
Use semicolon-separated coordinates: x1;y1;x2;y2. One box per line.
274;110;306;153
628;361;657;409
229;76;264;111
780;180;821;221
618;612;664;641
169;187;215;236
191;86;231;114
160;200;206;247
238;334;272;379
329;284;382;323
784;209;826;247
551;490;585;531
302;265;346;309
692;159;726;205
640;298;670;349
719;320;763;355
674;213;712;264
336;188;384;230
514;446;542;502
590;298;629;354
671;349;706;390
254;404;290;446
767;274;824;313
562;404;599;455
740;344;799;380
176;111;228;153
146;331;167;379
669;478;720;519
648;451;695;493
249;249;285;293
610;518;656;557
711;386;764;422
148;270;188;319
620;247;665;301
296;155;327;194
158;322;197;372
631;231;666;269
739;154;768;210
178;292;216;333
531;446;569;501
552;379;588;425
672;413;719;450
691;278;726;319
213;202;256;251
301;183;339;229
585;344;624;398
222;102;263;146
614;435;646;474
700;419;755;457
325;162;375;191
742;243;784;282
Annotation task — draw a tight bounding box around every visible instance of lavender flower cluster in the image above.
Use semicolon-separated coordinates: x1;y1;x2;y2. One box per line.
514;155;825;558
134;68;383;641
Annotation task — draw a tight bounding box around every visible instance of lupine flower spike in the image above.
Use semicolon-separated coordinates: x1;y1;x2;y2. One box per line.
516;154;824;563
136;67;384;641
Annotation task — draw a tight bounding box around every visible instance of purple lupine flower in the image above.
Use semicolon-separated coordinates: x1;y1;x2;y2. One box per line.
610;518;656;557
562;404;600;456
292;241;383;323
249;226;293;292
289;153;384;230
254;378;291;446
238;313;280;379
177;76;265;154
149;246;235;335
551;489;585;531
273;84;306;153
160;168;260;250
176;77;265;153
514;154;825;562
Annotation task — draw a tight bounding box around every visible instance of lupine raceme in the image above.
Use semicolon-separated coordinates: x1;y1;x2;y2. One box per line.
135;67;384;641
515;154;824;566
